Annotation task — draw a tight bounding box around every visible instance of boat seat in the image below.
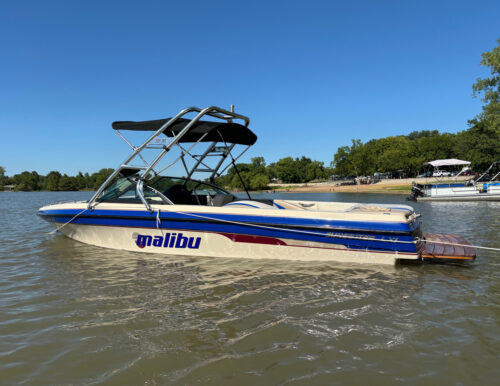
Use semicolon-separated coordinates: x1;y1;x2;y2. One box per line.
212;195;274;208
165;184;198;205
344;204;390;212
272;200;308;210
212;193;237;206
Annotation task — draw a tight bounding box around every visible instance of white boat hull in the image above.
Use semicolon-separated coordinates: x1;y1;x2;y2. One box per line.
417;194;500;201
58;223;419;265
414;183;500;201
38;200;424;265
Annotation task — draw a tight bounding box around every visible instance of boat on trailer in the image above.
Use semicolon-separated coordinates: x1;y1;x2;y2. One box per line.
38;106;476;264
409;159;500;201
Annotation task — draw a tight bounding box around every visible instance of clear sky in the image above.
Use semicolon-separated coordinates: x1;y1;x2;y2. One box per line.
1;0;499;176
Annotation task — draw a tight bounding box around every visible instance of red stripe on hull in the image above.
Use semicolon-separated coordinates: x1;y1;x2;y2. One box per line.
217;232;287;245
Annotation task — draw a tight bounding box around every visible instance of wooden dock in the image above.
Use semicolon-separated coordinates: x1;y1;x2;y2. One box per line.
421;233;476;262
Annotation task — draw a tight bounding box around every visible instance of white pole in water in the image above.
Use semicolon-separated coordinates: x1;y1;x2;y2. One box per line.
230;104;234;113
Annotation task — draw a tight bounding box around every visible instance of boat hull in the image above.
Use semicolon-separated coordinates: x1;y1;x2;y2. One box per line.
413;182;500;201
38;201;422;265
55;223;419;265
417;193;500;201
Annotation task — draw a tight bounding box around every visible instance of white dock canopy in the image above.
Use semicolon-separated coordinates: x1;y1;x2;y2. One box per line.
425;159;471;167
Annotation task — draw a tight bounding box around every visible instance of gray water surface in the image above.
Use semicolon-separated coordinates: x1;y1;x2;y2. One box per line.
1;191;499;384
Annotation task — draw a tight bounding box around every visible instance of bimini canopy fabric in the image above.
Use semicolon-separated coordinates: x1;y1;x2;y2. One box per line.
424;159;471;167
112;118;257;145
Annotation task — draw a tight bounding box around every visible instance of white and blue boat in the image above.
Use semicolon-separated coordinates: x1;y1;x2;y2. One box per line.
410;159;500;201
38;106;475;264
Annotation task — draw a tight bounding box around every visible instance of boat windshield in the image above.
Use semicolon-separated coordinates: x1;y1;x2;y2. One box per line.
97;176;137;202
96;174;232;205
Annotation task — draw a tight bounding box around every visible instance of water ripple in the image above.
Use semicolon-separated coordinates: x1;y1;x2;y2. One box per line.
0;192;499;384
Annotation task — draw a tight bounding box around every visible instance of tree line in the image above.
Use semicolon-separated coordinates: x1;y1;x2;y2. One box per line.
0;168;114;192
0;157;333;192
214;156;333;190
332;127;499;178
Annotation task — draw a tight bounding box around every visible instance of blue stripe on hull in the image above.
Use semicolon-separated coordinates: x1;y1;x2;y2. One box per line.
39;210;418;253
39;208;415;232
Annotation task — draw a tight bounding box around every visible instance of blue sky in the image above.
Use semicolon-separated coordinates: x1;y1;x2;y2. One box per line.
1;0;499;175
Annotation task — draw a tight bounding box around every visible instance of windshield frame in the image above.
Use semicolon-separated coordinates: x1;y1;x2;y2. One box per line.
96;174;232;205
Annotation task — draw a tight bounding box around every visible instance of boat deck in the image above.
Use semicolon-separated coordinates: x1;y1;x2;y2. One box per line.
422;233;476;262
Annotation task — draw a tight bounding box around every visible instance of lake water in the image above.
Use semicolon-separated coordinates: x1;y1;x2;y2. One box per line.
1;191;499;384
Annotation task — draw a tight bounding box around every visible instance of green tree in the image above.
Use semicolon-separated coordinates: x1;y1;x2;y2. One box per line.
250;157;266;174
91;168;114;190
332;145;353;176
472;38;500;119
44;171;62;191
223;158;269;191
349;139;370;176
304;160;326;181
331;131;463;178
0;166;5;190
331;139;369;176
75;171;88;190
58;174;78;191
13;171;40;191
266;162;278;180
249;174;269;190
275;157;300;183
229;172;251;190
455;121;500;170
466;37;500;170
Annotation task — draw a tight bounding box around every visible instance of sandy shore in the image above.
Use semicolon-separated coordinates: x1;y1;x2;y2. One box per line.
266;177;470;194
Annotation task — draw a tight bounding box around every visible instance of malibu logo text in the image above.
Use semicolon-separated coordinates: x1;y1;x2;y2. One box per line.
136;233;201;249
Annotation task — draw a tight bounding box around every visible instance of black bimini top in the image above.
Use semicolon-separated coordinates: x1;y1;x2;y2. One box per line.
112;118;257;145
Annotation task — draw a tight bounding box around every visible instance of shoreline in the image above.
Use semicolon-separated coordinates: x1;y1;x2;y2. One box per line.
260;177;471;195
262;184;412;194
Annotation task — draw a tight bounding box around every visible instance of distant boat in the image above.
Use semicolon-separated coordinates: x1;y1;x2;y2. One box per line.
409;159;500;201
